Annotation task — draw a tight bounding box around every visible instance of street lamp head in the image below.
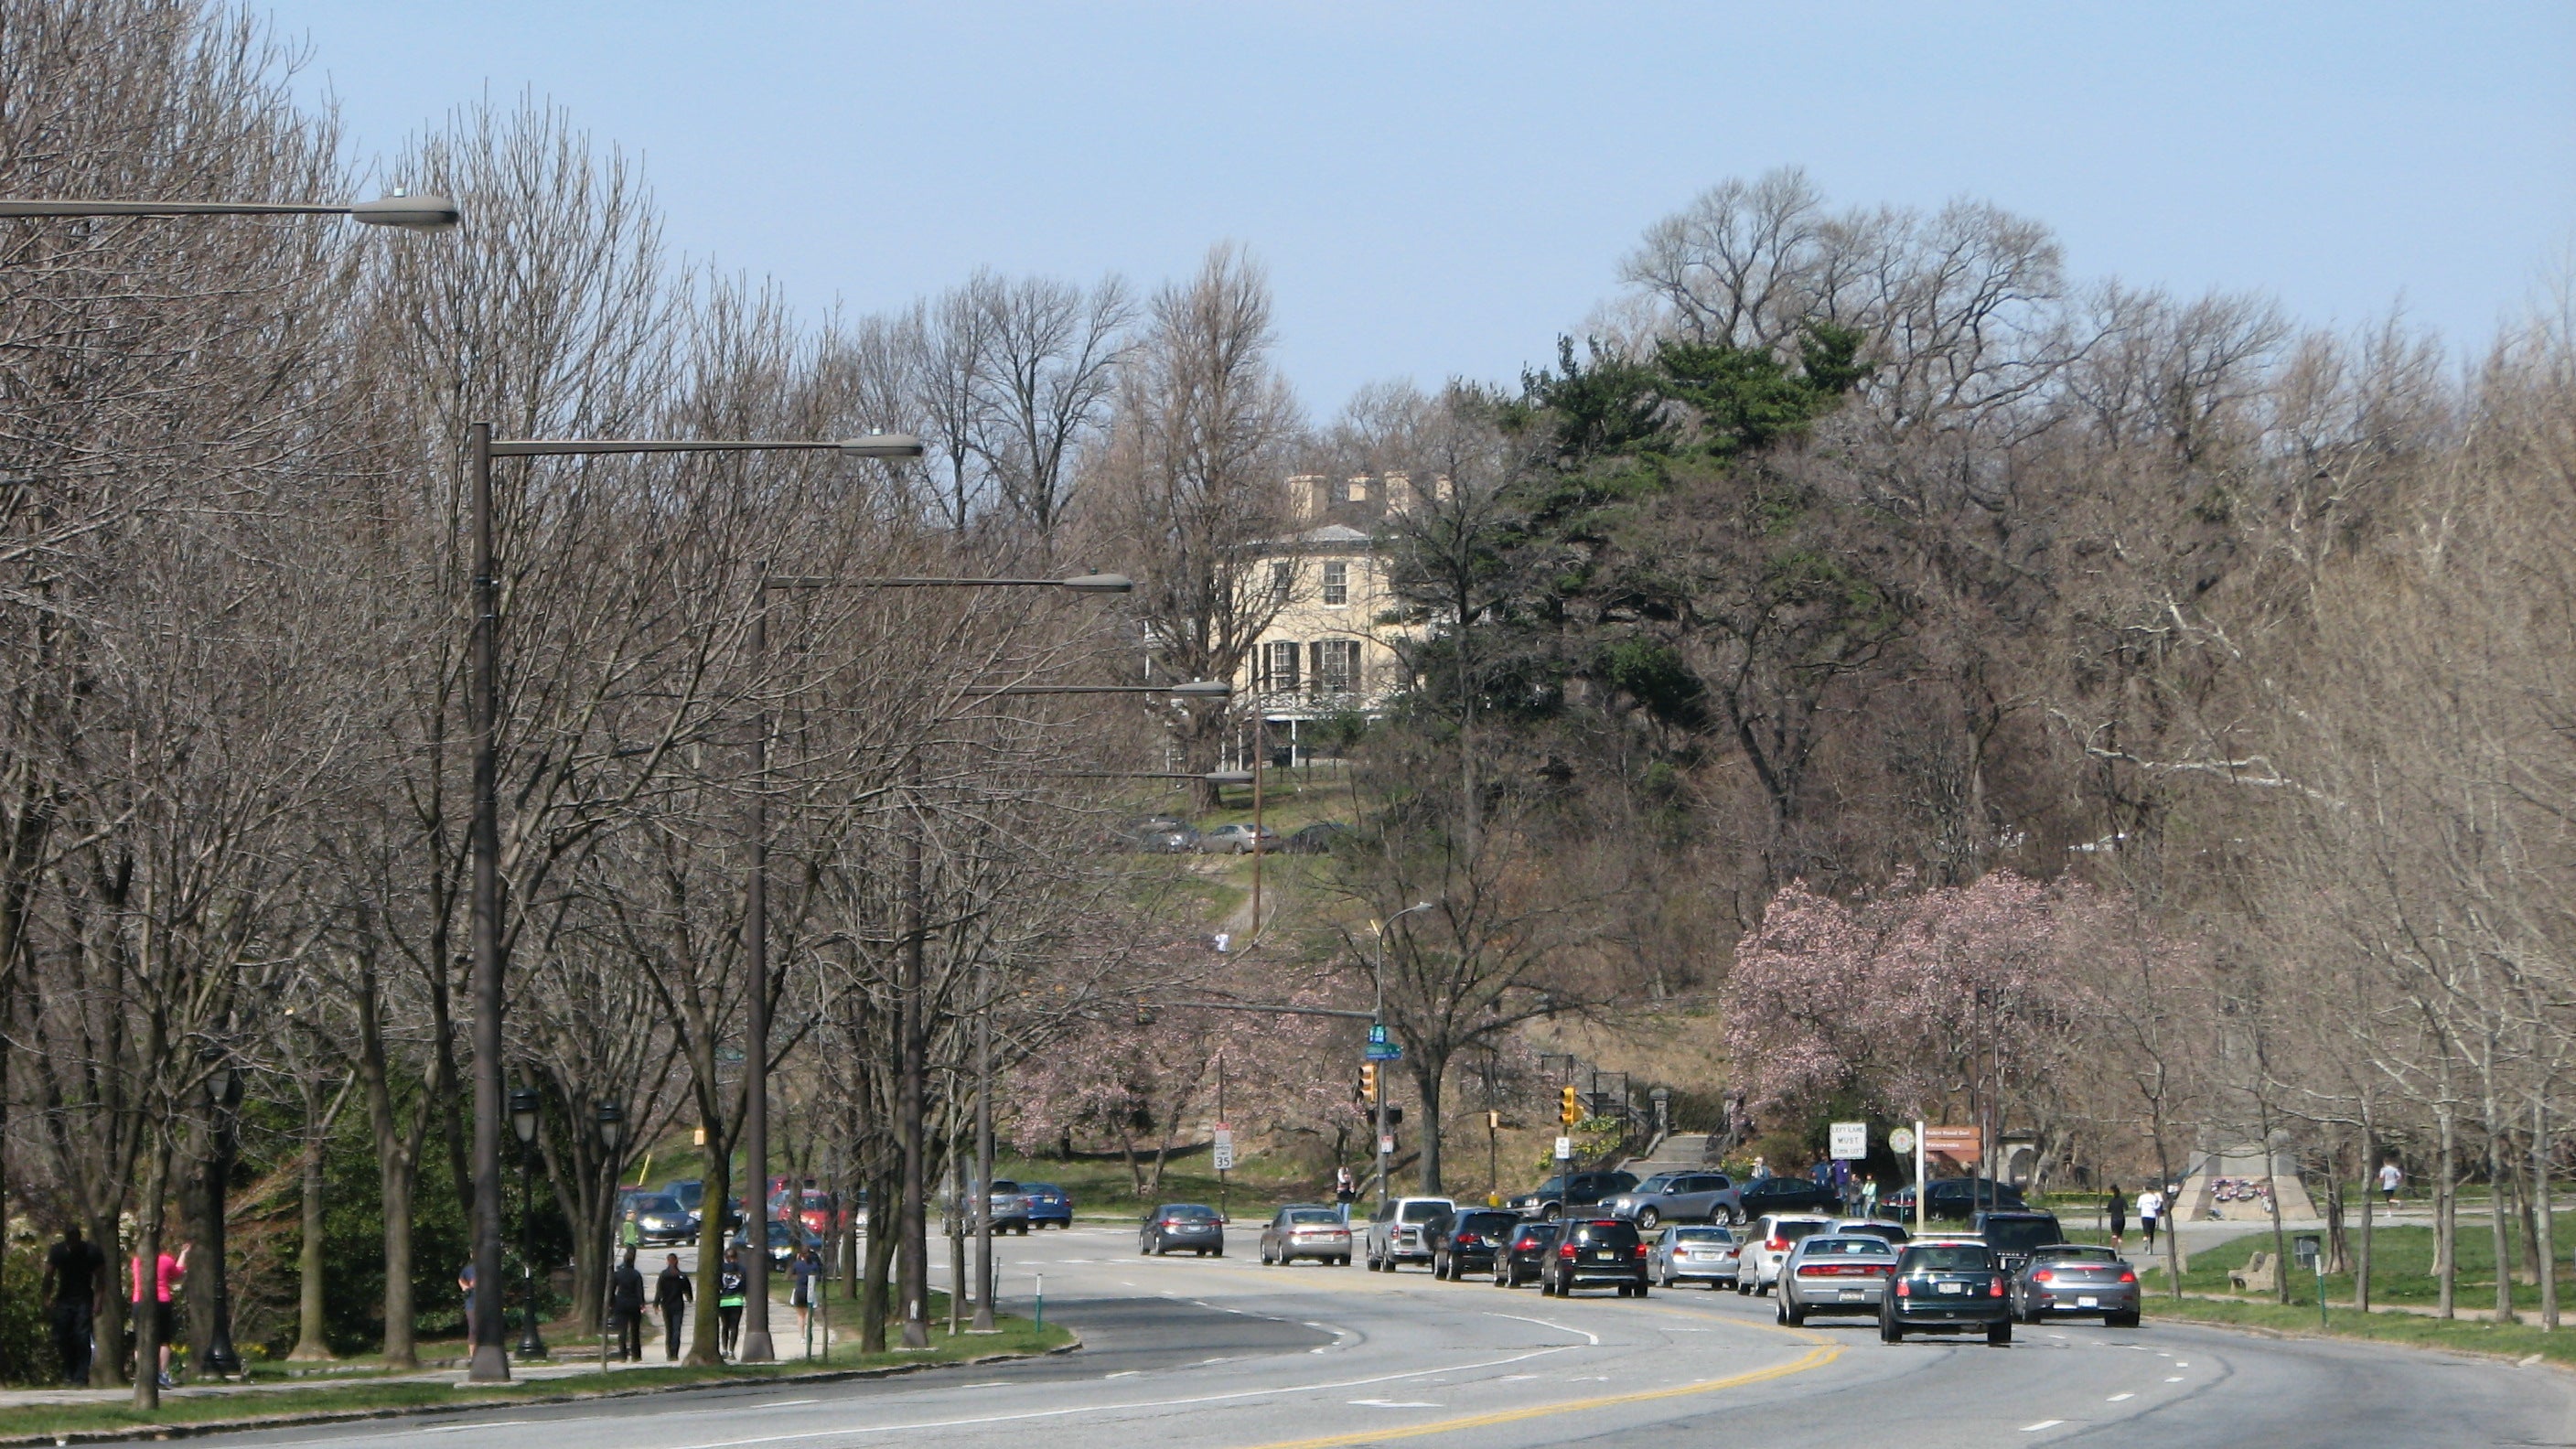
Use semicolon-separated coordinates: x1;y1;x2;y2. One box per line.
596;1100;626;1153
1058;573;1133;593
1166;680;1231;700
509;1088;541;1145
838;433;925;459
349;192;461;230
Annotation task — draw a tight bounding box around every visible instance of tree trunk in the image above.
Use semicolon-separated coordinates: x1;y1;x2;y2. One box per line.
2435;1105;2458;1319
288;1101;335;1360
2534;1093;2559;1331
685;1113;730;1365
860;1166;896;1353
131;1133;171;1411
2356;1111;2375;1313
1411;1054;1448;1195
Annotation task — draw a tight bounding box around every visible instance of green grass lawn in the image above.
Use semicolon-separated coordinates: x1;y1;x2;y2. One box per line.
2147;1294;2576;1368
2155;1214;2576;1313
0;1303;1067;1444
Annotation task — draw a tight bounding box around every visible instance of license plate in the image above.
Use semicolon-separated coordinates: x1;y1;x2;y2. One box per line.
1937;1282;1967;1294
1591;1250;1617;1261
1839;1290;1864;1302
2077;1296;2098;1307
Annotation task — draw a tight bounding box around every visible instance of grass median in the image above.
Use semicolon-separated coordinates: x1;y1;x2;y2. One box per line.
0;1304;1070;1445
2146;1293;2576;1368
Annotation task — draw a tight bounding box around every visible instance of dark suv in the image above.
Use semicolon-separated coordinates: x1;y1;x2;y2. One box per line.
1882;1240;2012;1345
1734;1175;1841;1218
1491;1220;1562;1287
1540;1218;1650;1298
1427;1208;1523;1280
1508;1170;1638;1220
1969;1209;2065;1272
1883;1178;2027;1222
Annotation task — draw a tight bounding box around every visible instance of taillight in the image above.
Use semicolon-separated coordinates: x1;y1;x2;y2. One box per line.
1558;1243;1577;1259
1161;1218;1181;1228
1796;1265;1828;1278
1894;1279;1911;1297
1634;1243;1648;1257
1767;1238;1787;1251
1515;1237;1536;1250
1989;1277;2006;1297
2117;1269;2137;1284
2032;1270;2054;1283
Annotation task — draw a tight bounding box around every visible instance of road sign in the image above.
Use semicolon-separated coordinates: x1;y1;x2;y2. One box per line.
1367;1023;1389;1045
1212;1127;1235;1172
1888;1126;1916;1154
1922;1125;1981;1161
1554;1134;1573;1160
1365;1041;1402;1061
1378;1134;1395;1155
1830;1121;1867;1161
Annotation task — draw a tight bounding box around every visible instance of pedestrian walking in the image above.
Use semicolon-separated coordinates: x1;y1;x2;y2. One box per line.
790;1244;824;1346
2106;1184;2129;1251
717;1246;747;1358
43;1224;105;1387
458;1261;477;1344
620;1208;644;1252
609;1246;648;1362
1861;1177;1880;1219
1750;1156;1770;1184
131;1240;188;1388
2139;1186;2164;1249
655;1253;692;1362
1334;1166;1357;1221
2378;1159;2402;1205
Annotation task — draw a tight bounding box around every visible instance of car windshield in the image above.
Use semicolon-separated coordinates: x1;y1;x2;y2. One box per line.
1669;1227;1733;1244
1400;1201;1453;1222
665;1183;703;1208
634;1196;682;1215
1806;1237;1894;1257
1516;1224;1560;1244
990;1181;1020;1194
1025;1183;1060;1194
1638;1175;1683;1191
1903;1245;1995;1272
1458;1212;1518;1235
2033;1246;2118;1263
1980;1218;2062;1252
1285;1208;1340;1226
1574;1223;1640;1247
1774;1219;1826;1242
1162;1205;1218;1220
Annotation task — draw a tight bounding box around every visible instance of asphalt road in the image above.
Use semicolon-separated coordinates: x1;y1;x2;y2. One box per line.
180;1224;2575;1449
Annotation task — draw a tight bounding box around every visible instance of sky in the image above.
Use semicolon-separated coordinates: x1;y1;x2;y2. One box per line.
258;1;2575;414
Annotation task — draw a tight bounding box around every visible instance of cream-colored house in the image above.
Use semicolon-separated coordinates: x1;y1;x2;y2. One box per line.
1234;474;1427;763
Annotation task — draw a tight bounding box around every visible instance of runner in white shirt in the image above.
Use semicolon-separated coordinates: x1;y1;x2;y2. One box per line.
2378;1160;2402;1204
2139;1187;2164;1249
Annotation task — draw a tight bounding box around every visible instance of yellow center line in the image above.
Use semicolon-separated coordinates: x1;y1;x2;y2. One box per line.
1224;1344;1842;1449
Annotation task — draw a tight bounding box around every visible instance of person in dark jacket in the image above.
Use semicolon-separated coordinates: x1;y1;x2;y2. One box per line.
717;1246;748;1358
44;1224;105;1387
2106;1185;2130;1251
654;1252;692;1362
608;1247;648;1362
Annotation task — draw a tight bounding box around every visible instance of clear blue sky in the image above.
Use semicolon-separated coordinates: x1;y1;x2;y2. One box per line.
263;1;2574;413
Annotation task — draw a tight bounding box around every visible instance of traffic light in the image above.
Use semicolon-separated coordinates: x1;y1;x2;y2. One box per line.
1360;1062;1379;1100
1559;1085;1582;1127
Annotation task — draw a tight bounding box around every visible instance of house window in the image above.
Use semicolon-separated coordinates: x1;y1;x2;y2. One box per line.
1262;640;1301;692
1316;639;1360;693
1321;561;1348;606
1347;478;1368;503
1270;561;1293;602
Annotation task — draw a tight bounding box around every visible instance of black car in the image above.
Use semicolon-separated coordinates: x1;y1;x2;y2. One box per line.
1882;1178;2028;1222
1141;1203;1226;1257
1968;1209;2065;1272
1882;1240;2013;1345
1491;1220;1562;1287
1508;1170;1639;1220
1540;1218;1649;1298
1427;1208;1523;1281
1734;1175;1841;1218
1283;821;1351;854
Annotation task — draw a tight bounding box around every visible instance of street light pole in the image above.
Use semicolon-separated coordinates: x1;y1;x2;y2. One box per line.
510;1087;547;1359
466;428;919;1380
201;1059;243;1379
1371;902;1434;1211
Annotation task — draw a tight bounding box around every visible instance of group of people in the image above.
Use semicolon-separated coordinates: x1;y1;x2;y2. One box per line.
2101;1185;2168;1250
39;1225;188;1389
598;1240;829;1363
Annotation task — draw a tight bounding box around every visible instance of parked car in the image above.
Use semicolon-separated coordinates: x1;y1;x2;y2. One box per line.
1776;1231;1898;1325
1648;1224;1743;1289
1507;1170;1638;1220
1122;816;1199;853
767;1187;837;1238
1023;1182;1072;1229
1140;1203;1227;1257
1879;1178;2029;1222
1539;1218;1649;1298
2012;1244;2141;1326
1197;822;1279;854
1427;1208;1523;1281
1733;1175;1841;1219
1969;1209;2065;1272
760;1217;819;1271
1259;1205;1353;1265
976;1180;1034;1234
1605;1171;1739;1228
1742;1212;1837;1295
1283;821;1351;854
1882;1240;2013;1345
1490;1220;1562;1287
1364;1196;1456;1271
660;1178;703;1219
631;1193;695;1246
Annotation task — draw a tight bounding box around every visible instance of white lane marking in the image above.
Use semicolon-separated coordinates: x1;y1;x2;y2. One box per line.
2164;1376;2184;1382
1499;1373;1541;1381
2108;1392;2134;1401
2176;1361;2190;1367
1487;1311;1601;1346
424;1424;532;1434
1570;1375;1609;1381
756;1398;821;1408
2021;1422;2064;1433
1349;1399;1443;1408
678;1346;1573;1448
1105;1370;1141;1379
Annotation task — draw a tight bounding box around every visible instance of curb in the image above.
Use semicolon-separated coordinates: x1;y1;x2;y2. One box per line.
2149;1302;2576;1376
0;1333;1082;1446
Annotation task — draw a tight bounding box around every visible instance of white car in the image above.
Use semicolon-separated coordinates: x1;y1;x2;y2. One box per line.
1740;1212;1836;1295
1365;1196;1456;1271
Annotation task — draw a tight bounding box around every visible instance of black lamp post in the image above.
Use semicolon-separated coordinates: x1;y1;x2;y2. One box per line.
595;1100;625;1361
201;1058;244;1378
510;1087;547;1358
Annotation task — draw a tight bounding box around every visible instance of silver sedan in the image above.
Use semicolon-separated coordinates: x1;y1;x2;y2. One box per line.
1776;1232;1898;1325
1648;1224;1743;1288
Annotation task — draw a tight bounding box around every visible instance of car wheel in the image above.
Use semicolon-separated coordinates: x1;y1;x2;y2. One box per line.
1735;1275;1753;1295
1637;1208;1659;1230
1880;1312;1904;1344
1724;1207;1744;1227
1659;1271;1674;1289
1987;1321;2013;1347
1634;1282;1648;1298
1213;1247;1224;1258
1260;1244;1273;1265
2108;1310;2141;1329
1336;1256;1350;1266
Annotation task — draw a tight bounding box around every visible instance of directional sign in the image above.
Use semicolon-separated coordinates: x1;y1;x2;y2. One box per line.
1922;1125;1982;1161
1829;1121;1867;1161
1367;1023;1389;1045
1212;1127;1235;1172
1365;1041;1403;1061
1888;1126;1916;1154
